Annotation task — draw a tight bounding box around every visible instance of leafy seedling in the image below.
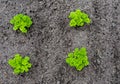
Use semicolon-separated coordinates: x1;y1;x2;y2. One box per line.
8;54;32;75
10;14;32;33
66;47;89;71
69;9;91;27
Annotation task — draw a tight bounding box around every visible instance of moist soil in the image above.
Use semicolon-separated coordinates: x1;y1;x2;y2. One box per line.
0;0;120;84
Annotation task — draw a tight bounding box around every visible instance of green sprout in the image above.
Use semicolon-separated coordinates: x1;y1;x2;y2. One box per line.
10;14;32;33
8;54;32;74
66;47;89;71
68;9;91;27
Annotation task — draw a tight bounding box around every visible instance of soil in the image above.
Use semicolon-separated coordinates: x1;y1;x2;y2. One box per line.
0;0;120;84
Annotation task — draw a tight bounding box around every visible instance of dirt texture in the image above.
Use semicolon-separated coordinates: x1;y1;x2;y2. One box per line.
0;0;120;84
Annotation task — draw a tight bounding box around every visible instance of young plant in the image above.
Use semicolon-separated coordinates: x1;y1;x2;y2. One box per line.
8;54;32;74
66;47;89;71
68;9;91;27
10;14;32;33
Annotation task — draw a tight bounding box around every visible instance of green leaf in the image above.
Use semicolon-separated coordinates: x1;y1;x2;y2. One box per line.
19;27;27;33
27;63;32;68
10;19;14;24
75;9;81;15
68;53;74;58
22;60;28;65
24;56;30;61
85;18;91;24
10;14;32;33
68;9;91;27
70;19;77;27
8;54;32;75
66;47;89;71
77;65;84;71
8;59;15;68
13;25;19;30
24;67;29;72
14;69;20;74
69;12;76;19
